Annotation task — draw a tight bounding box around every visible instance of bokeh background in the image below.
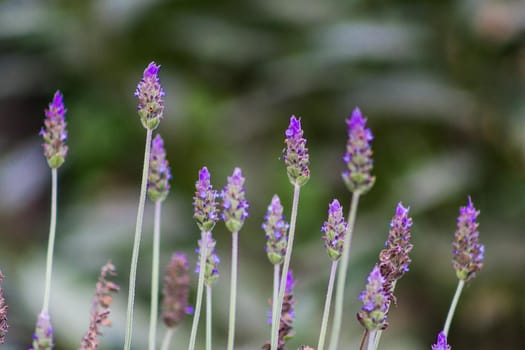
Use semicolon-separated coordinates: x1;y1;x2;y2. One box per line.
1;0;525;349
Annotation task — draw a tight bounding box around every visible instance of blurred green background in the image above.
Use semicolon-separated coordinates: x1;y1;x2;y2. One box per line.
1;0;525;349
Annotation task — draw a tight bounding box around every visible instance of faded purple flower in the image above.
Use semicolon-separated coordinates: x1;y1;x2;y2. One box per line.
30;311;54;350
221;167;249;233
321;199;347;261
262;195;289;265
453;197;484;282
0;271;7;344
40;91;68;169
283;115;310;186
147;134;172;202
193;167;219;232
80;262;120;350
342;108;375;194
135;61;165;130
195;232;220;286
357;265;389;331
431;331;451;350
162;253;193;328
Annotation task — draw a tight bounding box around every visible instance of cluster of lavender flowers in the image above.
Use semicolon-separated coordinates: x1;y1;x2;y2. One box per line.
0;61;486;350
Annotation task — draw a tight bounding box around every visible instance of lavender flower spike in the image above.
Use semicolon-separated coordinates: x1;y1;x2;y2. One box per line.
148;134;172;202
431;331;451;350
30;311;54;350
321;199;348;261
221;167;249;233
357;265;389;331
162;253;193;328
196;232;220;286
40;91;68;169
135;61;165;130
193;167;219;232
452;197;484;282
283;115;310;186
342;107;375;194
263;195;289;265
0;270;7;344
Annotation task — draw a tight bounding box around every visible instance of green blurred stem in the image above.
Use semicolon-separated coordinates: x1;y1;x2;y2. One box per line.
206;285;212;350
317;260;339;350
270;183;301;350
188;230;209;350
42;167;58;313
124;128;153;350
148;200;163;350
160;328;175;350
367;330;378;350
443;279;465;337
372;280;398;350
226;231;239;350
328;191;361;350
270;264;280;347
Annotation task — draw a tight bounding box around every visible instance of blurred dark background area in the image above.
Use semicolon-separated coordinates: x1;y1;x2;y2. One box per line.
1;0;525;349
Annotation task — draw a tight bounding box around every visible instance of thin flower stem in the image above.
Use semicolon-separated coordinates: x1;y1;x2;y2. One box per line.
124;128;153;350
226;231;239;350
372;280;397;350
328;191;361;350
367;331;377;350
188;231;209;350
359;329;368;350
443;279;465;337
148;200;163;350
160;328;175;350
270;264;280;347
317;260;339;350
206;285;212;350
271;183;301;350
42;167;58;313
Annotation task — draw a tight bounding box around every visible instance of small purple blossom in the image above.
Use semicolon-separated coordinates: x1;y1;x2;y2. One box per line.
321;199;348;261
262;195;289;265
431;331;451;350
193;167;219;232
283;115;310;186
195;232;220;286
147;134;172;202
0;271;7;344
342;107;375;194
357;265;389;331
162;253;192;328
30;311;54;350
40;91;68;169
452;197;484;282
221;167;249;233
135;61;165;130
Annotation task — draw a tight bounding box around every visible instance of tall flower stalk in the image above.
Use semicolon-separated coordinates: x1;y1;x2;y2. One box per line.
124;61;165;350
329;108;375;350
443;197;484;336
147;134;172;350
221;167;249;350
271;115;309;350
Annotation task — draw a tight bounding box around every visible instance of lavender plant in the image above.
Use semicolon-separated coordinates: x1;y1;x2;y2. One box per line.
124;61;165;350
431;332;451;350
0;270;7;344
147;133;172;350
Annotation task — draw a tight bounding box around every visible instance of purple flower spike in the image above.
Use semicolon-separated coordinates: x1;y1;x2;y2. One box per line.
262;195;289;265
221;167;249;233
30;311;54;350
342;107;375;194
431;331;451;350
147;134;172;202
321;199;348;261
135;61;165;130
195;232;220;286
40;90;68;169
357;265;389;331
0;271;7;344
162;253;191;328
283;115;310;187
193;167;219;232
453;197;484;282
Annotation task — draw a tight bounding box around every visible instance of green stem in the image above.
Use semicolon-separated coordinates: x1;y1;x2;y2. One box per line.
160;328;175;350
270;264;280;347
148;200;163;350
328;191;361;350
271;183;301;350
124;128;153;350
188;231;209;350
206;285;212;350
317;260;339;350
443;279;465;337
42;167;58;313
226;231;239;350
367;331;377;350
